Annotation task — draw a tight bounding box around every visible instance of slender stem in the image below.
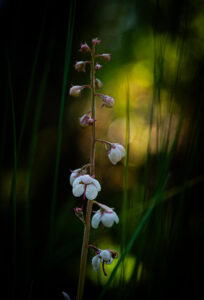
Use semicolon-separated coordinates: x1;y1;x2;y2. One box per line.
90;49;96;176
76;46;96;300
80;163;90;171
95;138;112;148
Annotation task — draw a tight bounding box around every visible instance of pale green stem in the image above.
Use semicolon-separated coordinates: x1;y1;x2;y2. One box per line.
76;46;96;300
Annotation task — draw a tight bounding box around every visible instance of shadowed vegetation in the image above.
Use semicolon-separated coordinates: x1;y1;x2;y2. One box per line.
1;0;204;299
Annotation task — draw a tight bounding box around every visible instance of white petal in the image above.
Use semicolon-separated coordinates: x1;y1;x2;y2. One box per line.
100;250;112;261
101;213;115;227
116;144;126;158
112;211;119;224
104;257;113;265
91;178;101;191
85;184;98;200
80;174;93;185
92;255;100;272
108;148;122;165
91;210;102;229
72;176;82;187
70;172;77;186
72;183;84;197
70;168;87;186
96;202;113;211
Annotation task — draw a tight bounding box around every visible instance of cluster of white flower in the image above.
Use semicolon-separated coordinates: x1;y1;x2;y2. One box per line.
69;38;125;277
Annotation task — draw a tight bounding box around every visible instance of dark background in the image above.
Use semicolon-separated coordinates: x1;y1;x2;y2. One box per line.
1;0;204;299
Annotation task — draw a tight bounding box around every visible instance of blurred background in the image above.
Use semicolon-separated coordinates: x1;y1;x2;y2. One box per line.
1;0;204;299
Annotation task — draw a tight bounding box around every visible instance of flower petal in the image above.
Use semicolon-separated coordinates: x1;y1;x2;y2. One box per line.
116;144;126;158
112;211;119;224
79;174;93;185
72;183;84;197
100;250;112;261
70;172;76;186
101;213;115;227
108;148;122;165
85;184;98;200
72;176;82;187
104;257;113;265
92;255;100;272
91;178;101;191
91;210;101;229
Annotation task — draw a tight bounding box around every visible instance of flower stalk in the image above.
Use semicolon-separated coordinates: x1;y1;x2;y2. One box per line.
70;38;124;299
76;44;96;300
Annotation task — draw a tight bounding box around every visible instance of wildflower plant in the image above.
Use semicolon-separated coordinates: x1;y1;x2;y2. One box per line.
69;38;125;300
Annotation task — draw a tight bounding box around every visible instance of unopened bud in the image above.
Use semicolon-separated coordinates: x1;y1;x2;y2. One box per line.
101;53;111;62
95;78;103;89
95;63;102;70
103;96;114;107
97;94;114;108
92;37;101;46
79;112;95;127
79;43;91;52
73;207;85;223
74;61;88;72
69;85;84;97
74;207;83;214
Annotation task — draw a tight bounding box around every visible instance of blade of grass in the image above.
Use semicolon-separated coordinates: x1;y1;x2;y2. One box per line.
47;0;76;256
17;18;45;161
99;176;168;299
8;1;46;213
120;80;130;283
23;42;54;299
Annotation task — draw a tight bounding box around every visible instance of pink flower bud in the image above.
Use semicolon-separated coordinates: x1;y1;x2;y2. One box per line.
95;78;103;89
92;37;101;45
97;93;114;108
74;61;88;72
79;112;95;127
95;63;102;70
101;53;111;62
73;207;85;223
103;96;114;107
69;85;84;97
79;42;91;52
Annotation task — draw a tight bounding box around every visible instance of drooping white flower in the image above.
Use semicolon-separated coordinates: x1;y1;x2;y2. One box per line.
91;248;118;276
108;143;126;165
95;62;103;70
69;85;85;97
92;37;101;45
95;78;103;89
70;168;87;186
96;93;114;108
91;203;119;229
79;42;91;53
74;61;89;72
72;175;101;200
79;112;95;127
101;53;111;62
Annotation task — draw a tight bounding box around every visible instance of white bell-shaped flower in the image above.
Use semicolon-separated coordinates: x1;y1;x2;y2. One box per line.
108;143;126;165
91;248;118;276
72;175;101;200
70;168;87;186
91;203;119;229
